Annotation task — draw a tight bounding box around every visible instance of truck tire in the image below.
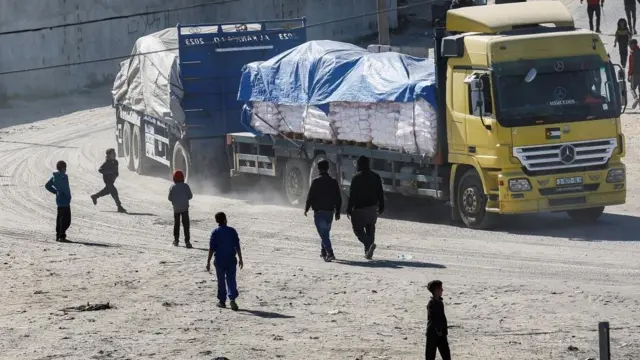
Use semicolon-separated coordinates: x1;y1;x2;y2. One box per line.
456;169;497;230
566;206;605;223
131;125;146;175
122;123;134;171
309;154;348;213
283;159;310;206
171;142;191;183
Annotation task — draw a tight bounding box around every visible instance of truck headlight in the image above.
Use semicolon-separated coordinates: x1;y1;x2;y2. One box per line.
509;178;532;192
606;169;625;183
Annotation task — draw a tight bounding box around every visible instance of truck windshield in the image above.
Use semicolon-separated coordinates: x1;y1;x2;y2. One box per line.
494;66;617;127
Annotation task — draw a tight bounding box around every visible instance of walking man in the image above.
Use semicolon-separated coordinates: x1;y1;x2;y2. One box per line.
91;148;127;213
305;159;342;262
628;39;640;109
581;0;604;33
346;156;384;260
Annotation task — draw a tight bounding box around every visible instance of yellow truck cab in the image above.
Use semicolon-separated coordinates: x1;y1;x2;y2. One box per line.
440;1;627;228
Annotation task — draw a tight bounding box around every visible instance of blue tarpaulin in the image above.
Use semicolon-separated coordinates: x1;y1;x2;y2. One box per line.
237;40;437;108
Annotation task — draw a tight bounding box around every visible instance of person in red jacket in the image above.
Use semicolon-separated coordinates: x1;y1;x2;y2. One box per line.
628;39;640;108
581;0;604;33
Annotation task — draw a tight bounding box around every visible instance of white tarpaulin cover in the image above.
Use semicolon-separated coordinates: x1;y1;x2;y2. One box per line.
112;28;184;125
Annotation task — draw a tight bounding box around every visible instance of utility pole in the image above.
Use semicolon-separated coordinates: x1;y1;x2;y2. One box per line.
376;0;390;45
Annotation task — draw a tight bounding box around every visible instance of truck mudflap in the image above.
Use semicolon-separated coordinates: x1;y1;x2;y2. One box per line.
187;137;231;192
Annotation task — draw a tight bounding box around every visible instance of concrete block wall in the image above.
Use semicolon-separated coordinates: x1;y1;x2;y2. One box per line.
0;0;397;100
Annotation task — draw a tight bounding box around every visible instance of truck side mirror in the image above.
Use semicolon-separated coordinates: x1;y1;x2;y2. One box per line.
470;78;485;116
619;79;628;108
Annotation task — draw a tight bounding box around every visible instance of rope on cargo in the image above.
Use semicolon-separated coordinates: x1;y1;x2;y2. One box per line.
0;0;439;76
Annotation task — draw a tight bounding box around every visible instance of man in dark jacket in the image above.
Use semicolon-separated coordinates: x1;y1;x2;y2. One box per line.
91;148;127;213
425;280;451;360
347;156;384;260
305;159;342;262
581;0;604;33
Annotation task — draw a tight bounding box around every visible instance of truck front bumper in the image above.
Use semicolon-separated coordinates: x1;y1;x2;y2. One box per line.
490;165;626;215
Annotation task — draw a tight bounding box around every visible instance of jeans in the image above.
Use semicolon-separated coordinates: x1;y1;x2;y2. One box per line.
350;206;378;251
425;333;451;360
627;5;637;31
215;259;238;302
314;211;334;253
173;211;190;242
94;182;121;206
56;206;71;239
620;46;629;68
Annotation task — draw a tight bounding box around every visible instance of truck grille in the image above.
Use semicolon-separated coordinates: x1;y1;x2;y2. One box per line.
513;138;617;172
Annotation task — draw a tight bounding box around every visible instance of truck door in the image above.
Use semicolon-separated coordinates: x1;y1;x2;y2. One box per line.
448;68;471;153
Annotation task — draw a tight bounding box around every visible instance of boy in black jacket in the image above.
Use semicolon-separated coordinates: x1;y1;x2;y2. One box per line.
426;280;451;360
91;148;127;213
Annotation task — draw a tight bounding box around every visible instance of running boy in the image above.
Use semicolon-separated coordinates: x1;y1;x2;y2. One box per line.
425;280;451;360
45;160;72;242
206;212;244;311
168;170;193;248
91;148;126;213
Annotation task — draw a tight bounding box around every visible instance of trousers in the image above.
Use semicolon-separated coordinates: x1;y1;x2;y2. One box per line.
215;259;238;302
350;206;378;250
173;211;190;242
587;5;601;32
626;5;637;31
56;206;71;239
620;46;629;68
314;211;334;253
425;333;451;360
95;182;121;206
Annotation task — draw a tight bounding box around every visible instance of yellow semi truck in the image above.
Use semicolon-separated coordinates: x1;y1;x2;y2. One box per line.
440;1;627;228
226;1;627;229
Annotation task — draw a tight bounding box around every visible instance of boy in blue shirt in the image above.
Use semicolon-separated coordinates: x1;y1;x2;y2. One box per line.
206;212;244;311
45;160;72;242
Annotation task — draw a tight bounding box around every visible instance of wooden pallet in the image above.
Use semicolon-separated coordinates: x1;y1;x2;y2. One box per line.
338;140;375;149
282;132;304;140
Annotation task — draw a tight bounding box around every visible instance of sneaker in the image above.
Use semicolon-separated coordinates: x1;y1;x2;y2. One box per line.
117;206;127;213
230;300;239;311
58;236;71;243
320;249;327;259
90;195;97;205
365;243;377;260
185;241;193;249
216;301;226;309
172;240;179;247
55;235;60;242
324;252;335;262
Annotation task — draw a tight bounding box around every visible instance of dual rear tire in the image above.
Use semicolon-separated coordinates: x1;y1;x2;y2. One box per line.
121;122;145;174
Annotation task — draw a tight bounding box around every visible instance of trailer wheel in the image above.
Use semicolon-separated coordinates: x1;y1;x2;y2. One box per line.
283;159;310;206
171;142;191;184
457;169;497;230
309;154;347;213
131;125;146;175
566;206;605;223
122;123;134;171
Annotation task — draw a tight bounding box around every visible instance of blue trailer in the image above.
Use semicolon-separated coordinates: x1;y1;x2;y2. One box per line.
113;19;307;188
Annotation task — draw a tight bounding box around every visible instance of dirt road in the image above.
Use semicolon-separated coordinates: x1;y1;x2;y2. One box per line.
2;4;640;360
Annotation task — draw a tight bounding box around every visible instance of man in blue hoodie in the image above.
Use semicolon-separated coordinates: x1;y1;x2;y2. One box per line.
45;160;72;242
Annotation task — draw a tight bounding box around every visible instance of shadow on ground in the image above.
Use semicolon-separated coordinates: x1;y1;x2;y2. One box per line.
0;86;111;130
335;259;446;269
67;240;119;248
237;309;295;319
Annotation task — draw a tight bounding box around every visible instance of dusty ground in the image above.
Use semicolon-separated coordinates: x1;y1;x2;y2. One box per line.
1;3;640;360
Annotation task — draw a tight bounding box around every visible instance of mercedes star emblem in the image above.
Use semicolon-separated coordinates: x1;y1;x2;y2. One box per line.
554;86;567;100
554;61;565;72
559;144;576;164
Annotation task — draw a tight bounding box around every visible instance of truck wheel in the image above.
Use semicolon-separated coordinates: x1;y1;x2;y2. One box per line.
122;123;134;171
131;125;146;175
457;169;497;230
309;154;347;213
172;142;191;183
566;206;605;223
283;159;310;206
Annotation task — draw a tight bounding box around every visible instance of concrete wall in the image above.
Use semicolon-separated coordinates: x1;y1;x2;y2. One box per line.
0;0;397;100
